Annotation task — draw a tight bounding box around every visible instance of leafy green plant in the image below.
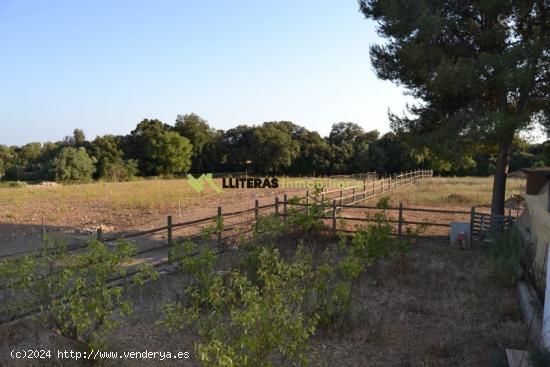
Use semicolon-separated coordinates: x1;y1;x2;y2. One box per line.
485;229;522;285
50;146;96;182
160;245;318;367
169;239;217;289
0;237;157;352
200;215;225;240
255;213;286;240
312;261;353;331
313;197;411;331
284;185;328;236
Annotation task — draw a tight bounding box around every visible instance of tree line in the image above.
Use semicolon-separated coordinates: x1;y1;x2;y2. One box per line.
0;113;549;182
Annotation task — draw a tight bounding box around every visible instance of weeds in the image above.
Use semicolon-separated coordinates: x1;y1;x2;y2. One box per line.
0;237;157;353
160;244;318;367
485;229;522;285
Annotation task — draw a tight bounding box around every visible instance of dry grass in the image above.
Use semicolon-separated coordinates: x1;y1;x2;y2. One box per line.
309;238;526;366
0;176;521;215
0;237;525;366
0;175;525;237
367;176;525;208
0;178;221;211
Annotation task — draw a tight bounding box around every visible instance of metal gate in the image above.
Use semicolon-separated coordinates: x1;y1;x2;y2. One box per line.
470;208;516;244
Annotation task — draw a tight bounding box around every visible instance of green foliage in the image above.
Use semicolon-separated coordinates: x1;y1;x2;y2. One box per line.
360;0;549;210
130;119;193;176
154;131;193;176
174;113;220;172
169;240;217;288
285;188;327;236
160;194;416;363
92;135;137;181
161;245;317;367
1;114;547;181
50;146;96;182
255;214;286;241
485;230;522;285
314;197;411;331
199;215;225;240
251;122;300;174
0;237;157;351
0;145;14;178
102;159;138;181
73;129;86;146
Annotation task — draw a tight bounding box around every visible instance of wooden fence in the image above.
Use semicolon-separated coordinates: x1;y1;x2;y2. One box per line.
0;169;441;261
101;169;434;245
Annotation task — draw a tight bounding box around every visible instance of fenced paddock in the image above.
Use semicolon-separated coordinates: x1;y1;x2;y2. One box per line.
0;169;528;367
1;169;520;264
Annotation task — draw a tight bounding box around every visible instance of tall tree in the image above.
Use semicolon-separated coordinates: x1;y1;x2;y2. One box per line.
0;145;14;179
50;147;96;182
289;129;332;176
251;122;300;174
129;119;174;175
174;113;216;172
153;131;193;176
91;135;137;181
223;125;255;171
360;0;549;214
327;122;365;146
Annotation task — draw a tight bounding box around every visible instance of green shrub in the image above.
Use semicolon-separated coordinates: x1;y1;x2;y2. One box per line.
0;237;157;351
485;230;521;285
50;146;96;182
160;244;318;367
285;186;327;236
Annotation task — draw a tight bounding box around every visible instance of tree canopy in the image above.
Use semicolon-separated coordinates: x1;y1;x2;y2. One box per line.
50;147;96;182
1;114;548;183
360;0;549;214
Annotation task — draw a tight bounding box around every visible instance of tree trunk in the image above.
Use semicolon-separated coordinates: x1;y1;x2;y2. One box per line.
491;132;515;215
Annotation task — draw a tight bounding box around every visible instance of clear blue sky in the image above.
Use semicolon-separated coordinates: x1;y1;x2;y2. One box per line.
0;0;413;146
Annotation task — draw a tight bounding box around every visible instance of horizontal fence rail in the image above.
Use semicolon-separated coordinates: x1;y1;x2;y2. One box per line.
1;170;433;260
1;168;525;325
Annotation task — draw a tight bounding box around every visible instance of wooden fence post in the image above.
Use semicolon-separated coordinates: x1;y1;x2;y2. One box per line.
275;197;279;217
469;206;475;246
167;215;173;245
254;200;259;233
283;194;288;224
217;206;222;244
332;200;337;238
339;188;343;206
372;178;375;195
363;179;367;199
352;187;355;203
397;203;403;238
305;190;309;214
41;217;46;244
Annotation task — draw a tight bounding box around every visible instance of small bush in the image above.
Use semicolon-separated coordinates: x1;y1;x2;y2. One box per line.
0;237;157;351
485;230;522;285
160;244;318;367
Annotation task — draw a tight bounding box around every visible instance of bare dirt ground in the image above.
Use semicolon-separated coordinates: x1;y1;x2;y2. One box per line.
0;178;309;256
0;176;525;257
0;237;526;366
